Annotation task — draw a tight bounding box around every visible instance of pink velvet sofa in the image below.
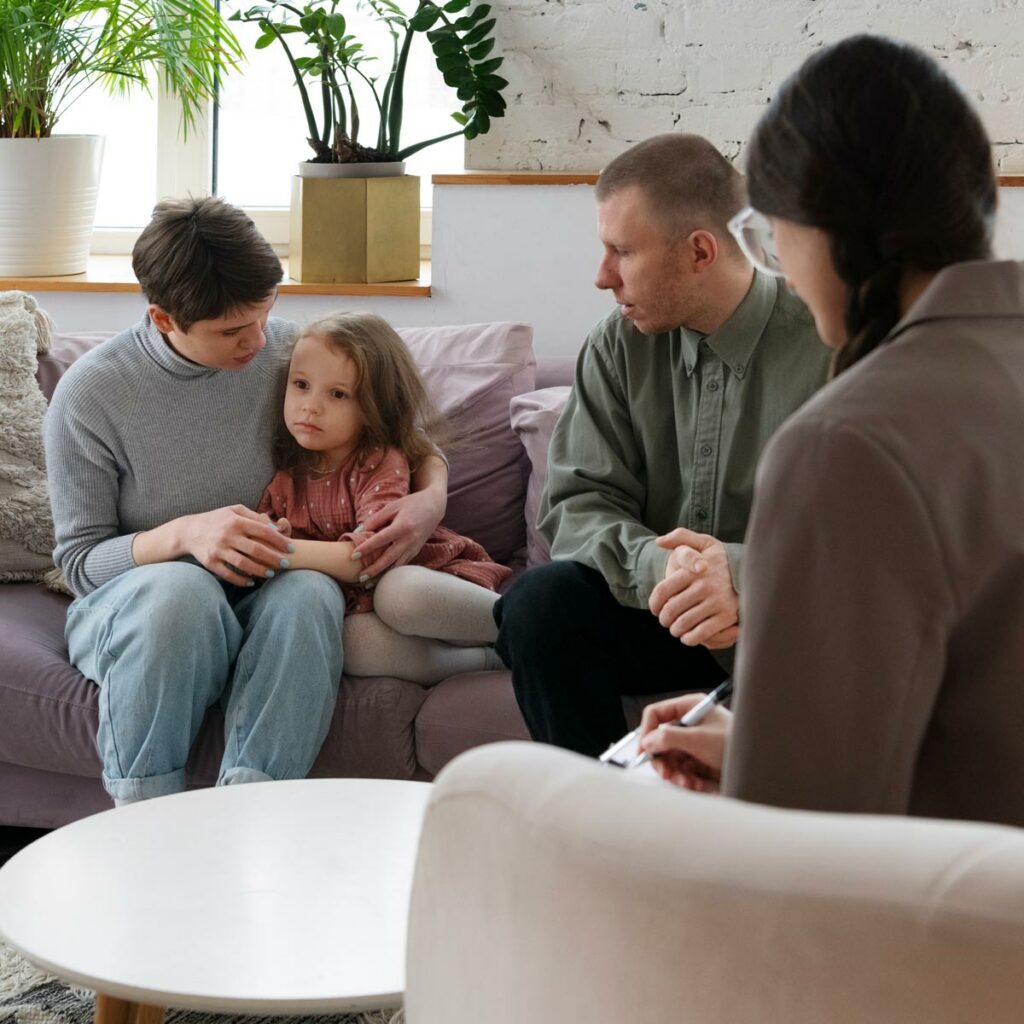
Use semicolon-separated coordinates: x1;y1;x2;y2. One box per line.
0;321;585;828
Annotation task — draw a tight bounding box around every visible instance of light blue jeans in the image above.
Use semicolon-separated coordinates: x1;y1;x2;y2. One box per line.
66;562;345;802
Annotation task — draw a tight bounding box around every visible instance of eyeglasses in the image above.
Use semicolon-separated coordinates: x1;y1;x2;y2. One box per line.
728;207;785;278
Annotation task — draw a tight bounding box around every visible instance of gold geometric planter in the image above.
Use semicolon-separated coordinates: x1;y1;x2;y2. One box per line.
289;175;420;284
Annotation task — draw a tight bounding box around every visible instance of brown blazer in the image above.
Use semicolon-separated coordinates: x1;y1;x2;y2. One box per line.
725;260;1024;827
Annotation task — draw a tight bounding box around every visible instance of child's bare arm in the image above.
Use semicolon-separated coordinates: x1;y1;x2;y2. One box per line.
285;537;365;584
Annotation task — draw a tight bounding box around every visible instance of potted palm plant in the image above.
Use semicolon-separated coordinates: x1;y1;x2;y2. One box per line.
230;0;507;282
0;0;242;276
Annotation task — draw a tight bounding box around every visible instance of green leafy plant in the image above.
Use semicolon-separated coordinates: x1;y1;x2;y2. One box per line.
230;0;507;163
0;0;243;139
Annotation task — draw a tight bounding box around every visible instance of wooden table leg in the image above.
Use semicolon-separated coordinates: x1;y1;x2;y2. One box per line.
94;994;165;1024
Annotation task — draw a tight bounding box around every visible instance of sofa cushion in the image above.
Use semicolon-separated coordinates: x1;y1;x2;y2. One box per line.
314;675;430;780
413;669;684;777
415;671;530;777
0;762;112;829
37;332;112;401
509;386;571;567
535;357;576;391
0;584;98;777
400;322;535;566
0;578;431;788
185;673;430;784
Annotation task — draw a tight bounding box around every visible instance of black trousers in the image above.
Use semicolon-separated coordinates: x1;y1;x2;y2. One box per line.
493;560;726;757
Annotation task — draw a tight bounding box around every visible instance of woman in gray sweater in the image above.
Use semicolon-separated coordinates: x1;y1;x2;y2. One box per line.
639;34;1024;828
45;198;448;804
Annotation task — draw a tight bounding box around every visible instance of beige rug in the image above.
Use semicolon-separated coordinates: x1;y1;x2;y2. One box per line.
0;943;404;1024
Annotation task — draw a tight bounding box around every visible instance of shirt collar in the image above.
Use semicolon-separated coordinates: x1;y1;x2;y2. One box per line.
680;270;778;377
889;260;1024;342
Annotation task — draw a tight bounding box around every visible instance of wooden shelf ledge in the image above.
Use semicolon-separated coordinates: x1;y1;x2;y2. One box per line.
432;171;600;185
0;256;431;297
434;172;1024;187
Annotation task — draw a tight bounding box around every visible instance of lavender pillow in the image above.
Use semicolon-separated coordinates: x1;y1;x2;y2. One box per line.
509;386;571;567
399;323;536;566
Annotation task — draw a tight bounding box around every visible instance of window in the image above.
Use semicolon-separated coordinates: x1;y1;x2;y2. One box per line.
57;84;159;230
215;12;464;210
77;8;461;253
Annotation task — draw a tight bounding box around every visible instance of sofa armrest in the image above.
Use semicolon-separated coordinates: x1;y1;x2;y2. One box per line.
406;742;1024;1024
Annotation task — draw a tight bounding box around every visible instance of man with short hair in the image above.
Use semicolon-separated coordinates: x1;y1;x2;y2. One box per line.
493;134;830;757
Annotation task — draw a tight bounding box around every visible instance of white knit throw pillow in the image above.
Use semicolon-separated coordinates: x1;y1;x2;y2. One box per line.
0;291;69;593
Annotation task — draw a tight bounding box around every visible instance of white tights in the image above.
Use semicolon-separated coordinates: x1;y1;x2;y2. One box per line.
342;565;505;685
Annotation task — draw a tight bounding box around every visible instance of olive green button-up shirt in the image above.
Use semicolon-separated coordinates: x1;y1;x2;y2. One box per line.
540;270;829;665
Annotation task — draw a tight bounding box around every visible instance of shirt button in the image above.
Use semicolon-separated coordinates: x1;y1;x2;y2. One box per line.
696;509;708;521
735;363;745;374
700;444;713;457
707;380;720;392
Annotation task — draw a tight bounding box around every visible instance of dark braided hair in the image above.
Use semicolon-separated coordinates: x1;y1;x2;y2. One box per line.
746;35;997;375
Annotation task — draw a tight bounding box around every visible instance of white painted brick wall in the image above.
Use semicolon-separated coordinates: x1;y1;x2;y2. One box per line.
467;0;1024;172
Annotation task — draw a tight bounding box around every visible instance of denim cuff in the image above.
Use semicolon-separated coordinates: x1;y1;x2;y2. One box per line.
102;767;186;801
218;767;274;786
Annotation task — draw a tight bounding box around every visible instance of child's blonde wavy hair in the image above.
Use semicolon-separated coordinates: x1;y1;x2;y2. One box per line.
273;311;449;475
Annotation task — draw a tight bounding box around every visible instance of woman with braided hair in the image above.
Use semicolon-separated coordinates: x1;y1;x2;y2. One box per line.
636;33;1024;827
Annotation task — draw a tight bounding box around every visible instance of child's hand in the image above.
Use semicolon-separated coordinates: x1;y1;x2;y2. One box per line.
259;514;292;538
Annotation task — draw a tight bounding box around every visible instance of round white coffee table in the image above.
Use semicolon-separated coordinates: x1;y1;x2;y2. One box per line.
0;778;431;1022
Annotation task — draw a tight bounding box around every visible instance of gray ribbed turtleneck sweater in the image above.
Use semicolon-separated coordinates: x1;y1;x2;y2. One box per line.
45;314;296;597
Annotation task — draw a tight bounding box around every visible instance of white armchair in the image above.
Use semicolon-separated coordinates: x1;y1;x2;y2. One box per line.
406;742;1024;1024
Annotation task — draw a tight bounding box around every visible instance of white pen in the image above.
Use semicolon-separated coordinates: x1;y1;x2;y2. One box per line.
627;678;734;770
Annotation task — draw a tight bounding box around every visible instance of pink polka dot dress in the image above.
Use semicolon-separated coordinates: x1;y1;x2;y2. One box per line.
258;446;511;613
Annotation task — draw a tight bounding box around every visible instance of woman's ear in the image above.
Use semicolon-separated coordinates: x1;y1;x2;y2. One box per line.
147;305;176;335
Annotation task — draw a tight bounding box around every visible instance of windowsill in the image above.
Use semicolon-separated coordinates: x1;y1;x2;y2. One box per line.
432;172;1024;187
0;256;431;297
432;171;600;185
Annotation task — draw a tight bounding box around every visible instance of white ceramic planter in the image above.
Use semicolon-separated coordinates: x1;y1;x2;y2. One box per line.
297;160;406;179
0;135;105;277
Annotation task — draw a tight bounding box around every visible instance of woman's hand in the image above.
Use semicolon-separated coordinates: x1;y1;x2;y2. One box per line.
352;488;446;577
178;505;293;586
637;693;733;791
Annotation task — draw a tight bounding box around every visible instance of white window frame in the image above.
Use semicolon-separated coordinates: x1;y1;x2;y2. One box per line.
91;90;432;258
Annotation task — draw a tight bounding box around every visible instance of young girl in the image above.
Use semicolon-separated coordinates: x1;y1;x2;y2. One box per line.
259;312;510;684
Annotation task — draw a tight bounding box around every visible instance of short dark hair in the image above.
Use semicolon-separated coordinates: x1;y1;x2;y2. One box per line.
746;34;996;375
596;133;746;244
132;196;283;332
